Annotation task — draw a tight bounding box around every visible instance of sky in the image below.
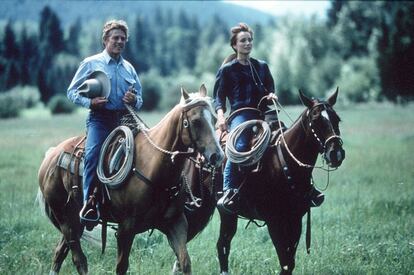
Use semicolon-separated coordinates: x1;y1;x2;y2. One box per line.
224;0;330;17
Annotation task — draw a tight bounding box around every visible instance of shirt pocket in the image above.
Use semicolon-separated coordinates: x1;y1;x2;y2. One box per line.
119;69;136;88
124;77;136;88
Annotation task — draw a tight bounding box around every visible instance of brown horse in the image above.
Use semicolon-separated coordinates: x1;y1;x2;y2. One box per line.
37;85;224;275
178;89;345;274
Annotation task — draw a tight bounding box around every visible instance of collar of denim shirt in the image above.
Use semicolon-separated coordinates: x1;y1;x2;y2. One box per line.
102;50;125;66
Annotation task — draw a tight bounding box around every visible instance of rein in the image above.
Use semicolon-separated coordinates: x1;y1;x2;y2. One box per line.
270;99;340;195
184;157;218;210
125;103;200;163
301;103;343;154
272;99;339;170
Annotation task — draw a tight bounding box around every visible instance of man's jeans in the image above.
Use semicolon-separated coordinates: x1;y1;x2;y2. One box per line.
223;110;260;191
83;111;120;202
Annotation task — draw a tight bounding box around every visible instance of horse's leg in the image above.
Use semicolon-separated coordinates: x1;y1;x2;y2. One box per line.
116;219;136;275
50;236;70;274
267;216;302;275
58;219;88;275
164;213;192;275
216;211;238;274
48;200;87;275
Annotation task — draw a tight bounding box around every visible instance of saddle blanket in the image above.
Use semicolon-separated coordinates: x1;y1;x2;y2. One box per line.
57;151;84;176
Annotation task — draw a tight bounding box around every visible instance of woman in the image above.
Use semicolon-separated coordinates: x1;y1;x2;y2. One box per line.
214;23;277;213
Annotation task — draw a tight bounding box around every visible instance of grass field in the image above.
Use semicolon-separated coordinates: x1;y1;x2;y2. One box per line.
0;103;413;275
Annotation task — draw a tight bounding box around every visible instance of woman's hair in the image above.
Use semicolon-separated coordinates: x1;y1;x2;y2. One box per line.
222;23;254;66
102;20;129;46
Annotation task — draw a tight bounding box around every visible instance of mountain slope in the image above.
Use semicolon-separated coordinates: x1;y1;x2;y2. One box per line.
0;0;274;26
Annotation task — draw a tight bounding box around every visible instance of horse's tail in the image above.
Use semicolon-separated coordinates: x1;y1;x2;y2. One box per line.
36;187;61;230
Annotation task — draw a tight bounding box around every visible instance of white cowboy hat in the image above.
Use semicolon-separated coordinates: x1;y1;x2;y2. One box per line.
77;70;111;98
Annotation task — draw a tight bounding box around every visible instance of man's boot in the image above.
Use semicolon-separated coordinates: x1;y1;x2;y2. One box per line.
79;188;100;231
217;188;240;215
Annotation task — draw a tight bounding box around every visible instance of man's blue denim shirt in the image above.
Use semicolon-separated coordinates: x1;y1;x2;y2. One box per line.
67;50;142;111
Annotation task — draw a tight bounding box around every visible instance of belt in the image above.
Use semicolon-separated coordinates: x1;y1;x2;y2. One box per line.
91;109;129;116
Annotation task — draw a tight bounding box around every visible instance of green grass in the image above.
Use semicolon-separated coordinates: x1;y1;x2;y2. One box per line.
0;103;413;274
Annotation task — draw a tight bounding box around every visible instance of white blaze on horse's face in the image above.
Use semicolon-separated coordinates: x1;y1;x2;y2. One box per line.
203;109;215;137
321;109;337;135
321;110;330;121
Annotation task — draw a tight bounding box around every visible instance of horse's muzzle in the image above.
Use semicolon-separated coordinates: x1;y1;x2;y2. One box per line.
206;150;224;168
324;140;345;168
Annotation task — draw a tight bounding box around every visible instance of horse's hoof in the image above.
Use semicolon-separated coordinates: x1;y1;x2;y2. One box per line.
172;260;181;274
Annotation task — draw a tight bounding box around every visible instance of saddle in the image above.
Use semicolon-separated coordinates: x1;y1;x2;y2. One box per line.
215;113;287;216
57;127;136;207
216;111;286;173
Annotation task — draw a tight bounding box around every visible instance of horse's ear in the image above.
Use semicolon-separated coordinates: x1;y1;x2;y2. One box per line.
327;87;339;106
181;86;190;101
199;84;207;97
299;89;313;108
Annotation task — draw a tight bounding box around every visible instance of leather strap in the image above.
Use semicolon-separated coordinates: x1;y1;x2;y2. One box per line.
132;167;152;186
306;209;311;254
276;143;292;182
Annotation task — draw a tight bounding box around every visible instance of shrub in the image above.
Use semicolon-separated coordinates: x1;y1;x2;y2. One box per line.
48;94;76;114
159;73;202;111
336;57;380;103
139;70;163;111
8;86;41;108
0;91;25;118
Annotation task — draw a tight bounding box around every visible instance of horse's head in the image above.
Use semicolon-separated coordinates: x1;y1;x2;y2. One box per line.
179;84;224;167
299;88;345;168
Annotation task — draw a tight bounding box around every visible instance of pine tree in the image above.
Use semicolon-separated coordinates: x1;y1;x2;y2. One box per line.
1;21;20;90
66;19;81;56
19;26;38;85
3;21;19;60
39;6;64;56
37;6;65;102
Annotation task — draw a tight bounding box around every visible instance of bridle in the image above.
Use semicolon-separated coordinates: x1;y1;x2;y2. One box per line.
179;100;215;156
273;99;342;169
125;100;213;163
302;102;343;154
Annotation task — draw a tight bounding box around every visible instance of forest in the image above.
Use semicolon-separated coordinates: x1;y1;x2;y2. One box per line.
0;1;413;118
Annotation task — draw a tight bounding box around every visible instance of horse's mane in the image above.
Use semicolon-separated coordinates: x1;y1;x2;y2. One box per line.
180;94;216;118
150;93;215;130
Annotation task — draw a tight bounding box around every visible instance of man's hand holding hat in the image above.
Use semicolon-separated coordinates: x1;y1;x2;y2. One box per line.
78;71;111;99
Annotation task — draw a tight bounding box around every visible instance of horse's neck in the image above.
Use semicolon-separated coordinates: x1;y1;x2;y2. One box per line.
283;113;320;166
148;107;183;153
135;107;186;184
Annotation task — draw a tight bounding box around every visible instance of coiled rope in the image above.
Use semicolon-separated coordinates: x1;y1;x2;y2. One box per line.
97;125;135;189
225;119;271;166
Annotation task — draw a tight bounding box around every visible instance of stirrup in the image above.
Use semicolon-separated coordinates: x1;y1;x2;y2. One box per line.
309;188;325;207
79;202;100;222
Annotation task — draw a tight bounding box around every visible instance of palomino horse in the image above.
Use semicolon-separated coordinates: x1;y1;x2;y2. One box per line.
178;89;345;274
38;85;224;275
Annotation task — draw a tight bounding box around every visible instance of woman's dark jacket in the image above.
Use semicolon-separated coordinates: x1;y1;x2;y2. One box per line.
213;57;275;114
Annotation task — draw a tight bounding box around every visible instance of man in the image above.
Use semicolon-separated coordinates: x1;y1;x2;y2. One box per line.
67;20;143;228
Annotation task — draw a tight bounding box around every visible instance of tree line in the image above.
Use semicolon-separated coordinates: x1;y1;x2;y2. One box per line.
0;1;413;118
